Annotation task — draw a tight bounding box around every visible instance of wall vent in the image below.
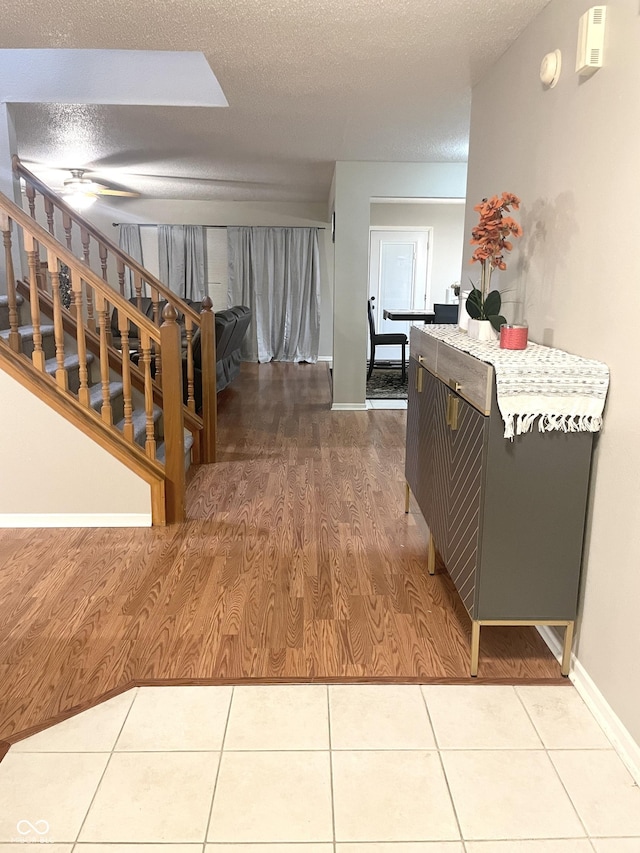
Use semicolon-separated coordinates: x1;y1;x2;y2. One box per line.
576;5;607;75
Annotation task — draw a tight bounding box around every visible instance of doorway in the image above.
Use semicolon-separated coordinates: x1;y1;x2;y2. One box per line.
368;228;431;360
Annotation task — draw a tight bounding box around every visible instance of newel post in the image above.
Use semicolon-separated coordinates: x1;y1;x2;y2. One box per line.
160;303;186;523
200;296;217;463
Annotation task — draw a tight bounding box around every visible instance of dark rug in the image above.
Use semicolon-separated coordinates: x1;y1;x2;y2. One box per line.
366;367;408;399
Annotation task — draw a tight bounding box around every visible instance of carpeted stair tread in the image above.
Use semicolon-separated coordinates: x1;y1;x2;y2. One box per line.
115;405;162;446
88;380;124;410
0;323;55;341
156;429;194;466
0;294;24;309
44;351;95;375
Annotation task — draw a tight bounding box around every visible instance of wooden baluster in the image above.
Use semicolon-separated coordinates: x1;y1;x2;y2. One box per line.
0;214;21;352
117;258;125;296
23;233;46;372
160;303;185;523
44;197;55;235
140;330;157;459
200;296;217;463
25;184;36;220
24;186;45;291
134;271;143;313
80;226;96;332
150;285;162;387
99;242;108;281
47;250;68;391
63;212;73;250
185;316;195;412
70;269;91;407
95;291;112;425
118;312;134;443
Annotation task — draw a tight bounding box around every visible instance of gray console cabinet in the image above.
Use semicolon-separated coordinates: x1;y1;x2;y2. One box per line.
405;326;594;675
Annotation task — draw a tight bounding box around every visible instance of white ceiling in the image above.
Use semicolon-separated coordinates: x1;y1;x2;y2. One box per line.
1;0;551;203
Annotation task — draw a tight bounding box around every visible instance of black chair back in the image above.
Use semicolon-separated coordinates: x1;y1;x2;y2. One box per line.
433;303;459;324
367;298;377;341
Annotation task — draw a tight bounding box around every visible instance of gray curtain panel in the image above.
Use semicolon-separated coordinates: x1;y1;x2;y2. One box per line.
117;224;144;299
227;226;320;363
158;225;206;300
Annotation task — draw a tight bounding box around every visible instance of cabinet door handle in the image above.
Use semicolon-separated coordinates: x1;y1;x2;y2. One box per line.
447;393;460;430
416;365;424;393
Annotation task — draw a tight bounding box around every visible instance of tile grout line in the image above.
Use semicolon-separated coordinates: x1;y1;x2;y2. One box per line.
419;685;465;845
326;685;337;852
72;686;140;847
513;685;593;842
203;686;235;846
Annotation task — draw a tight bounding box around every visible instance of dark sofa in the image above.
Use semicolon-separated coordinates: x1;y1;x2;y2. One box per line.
184;305;252;410
110;298;251;408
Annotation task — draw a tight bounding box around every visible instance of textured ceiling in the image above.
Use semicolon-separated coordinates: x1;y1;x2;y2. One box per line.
1;0;551;202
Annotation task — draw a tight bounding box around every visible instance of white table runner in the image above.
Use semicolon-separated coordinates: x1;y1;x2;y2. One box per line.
421;325;610;439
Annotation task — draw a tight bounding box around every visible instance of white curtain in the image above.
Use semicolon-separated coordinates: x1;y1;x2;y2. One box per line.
158;225;206;300
227;226;320;363
118;224;144;299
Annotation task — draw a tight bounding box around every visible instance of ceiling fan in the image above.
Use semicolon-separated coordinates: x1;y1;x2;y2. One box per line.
61;168;140;210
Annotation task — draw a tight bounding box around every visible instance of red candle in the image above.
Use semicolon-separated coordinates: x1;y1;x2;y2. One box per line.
500;324;528;350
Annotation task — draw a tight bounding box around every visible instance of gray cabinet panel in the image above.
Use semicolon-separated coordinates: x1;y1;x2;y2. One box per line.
405;340;594;636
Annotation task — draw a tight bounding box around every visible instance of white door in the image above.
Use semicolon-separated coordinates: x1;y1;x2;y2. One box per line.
368;229;430;361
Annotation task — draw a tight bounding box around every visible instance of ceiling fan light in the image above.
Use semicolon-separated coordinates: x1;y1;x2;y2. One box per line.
64;190;97;211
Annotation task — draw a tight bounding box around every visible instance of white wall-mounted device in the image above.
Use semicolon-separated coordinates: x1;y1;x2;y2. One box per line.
576;5;606;76
540;49;562;88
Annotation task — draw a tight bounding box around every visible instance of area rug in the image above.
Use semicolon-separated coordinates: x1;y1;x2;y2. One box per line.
366;368;408;399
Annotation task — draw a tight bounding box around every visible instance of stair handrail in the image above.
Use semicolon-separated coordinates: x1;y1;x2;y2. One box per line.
13;157;201;325
0;189;187;522
1;191;161;342
13;157;217;462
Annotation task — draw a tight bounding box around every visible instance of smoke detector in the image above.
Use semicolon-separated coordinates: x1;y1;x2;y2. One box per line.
540;50;562;88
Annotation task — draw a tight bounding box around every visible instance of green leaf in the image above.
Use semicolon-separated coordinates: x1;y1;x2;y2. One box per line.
466;289;482;319
488;314;507;332
484;289;502;317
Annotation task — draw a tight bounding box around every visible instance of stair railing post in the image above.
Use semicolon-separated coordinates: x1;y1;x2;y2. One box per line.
200;296;217;464
160;303;186;523
0;213;21;352
23;232;46;372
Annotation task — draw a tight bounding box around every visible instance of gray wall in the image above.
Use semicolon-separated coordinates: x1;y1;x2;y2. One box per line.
332;162;467;407
465;0;640;745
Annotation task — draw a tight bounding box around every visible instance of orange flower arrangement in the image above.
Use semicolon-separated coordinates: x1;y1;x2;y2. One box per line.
467;192;523;331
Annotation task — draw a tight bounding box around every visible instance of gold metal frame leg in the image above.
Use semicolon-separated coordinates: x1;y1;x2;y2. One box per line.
561;621;574;677
405;482;411;514
427;534;436;575
470;620;480;677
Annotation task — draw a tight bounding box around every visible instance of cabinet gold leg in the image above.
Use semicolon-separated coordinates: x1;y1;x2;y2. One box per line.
561;621;574;677
427;534;436;575
405;482;411;514
471;620;480;677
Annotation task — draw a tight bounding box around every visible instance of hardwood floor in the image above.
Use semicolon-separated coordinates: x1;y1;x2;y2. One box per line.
0;362;565;746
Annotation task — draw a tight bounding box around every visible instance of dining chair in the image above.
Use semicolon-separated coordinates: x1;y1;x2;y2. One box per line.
367;298;408;382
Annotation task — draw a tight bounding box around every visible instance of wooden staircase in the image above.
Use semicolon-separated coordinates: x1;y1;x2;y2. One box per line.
0;159;219;525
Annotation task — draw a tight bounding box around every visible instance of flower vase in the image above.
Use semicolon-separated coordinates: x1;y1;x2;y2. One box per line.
467;318;498;342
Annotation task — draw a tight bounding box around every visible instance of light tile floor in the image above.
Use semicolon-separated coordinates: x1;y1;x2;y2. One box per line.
1;684;639;851
366;399;408;410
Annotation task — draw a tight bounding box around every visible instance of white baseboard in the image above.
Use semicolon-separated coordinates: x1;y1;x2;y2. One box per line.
317;356;333;365
0;513;152;528
331;403;367;411
537;625;640;785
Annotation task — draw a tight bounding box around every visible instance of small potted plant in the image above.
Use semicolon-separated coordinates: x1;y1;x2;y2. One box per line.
466;192;522;340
